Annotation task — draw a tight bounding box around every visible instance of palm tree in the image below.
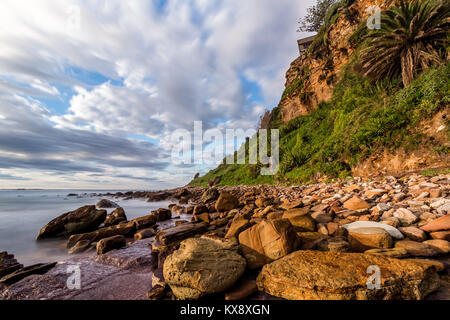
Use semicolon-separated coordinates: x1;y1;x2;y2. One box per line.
360;0;449;87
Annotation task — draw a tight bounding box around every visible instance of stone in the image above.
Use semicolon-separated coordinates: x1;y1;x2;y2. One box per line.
364;248;409;258
343;196;371;211
436;203;450;215
430;231;450;241
104;208;127;227
399;227;427;242
67;222;135;249
96;199;120;209
215;192;239;212
365;189;386;198
393;208;419;225
0;252;23;278
0;263;57;286
348;228;393;252
316;238;350;252
225;216;252;239
225;280;258;300
239;219;299;269
342;221;404;239
311;211;333;224
131;214;157;230
255;197;273;208
163;237;246;300
282;212;316;232
395;240;440;257
134;228;156;241
68;240;92;254
421;215;450;232
423;239;450;254
37;205;107;240
193;205;209;215
256;250;441;300
96;235;126;255
151;208;172;222
279;200;303;210
155;222;208;247
171;205;185;215
344;185;361;193
200;188;220;204
194;212;210;223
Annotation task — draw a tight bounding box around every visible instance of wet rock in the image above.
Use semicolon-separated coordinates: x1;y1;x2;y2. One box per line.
163;237;246;300
37;206;107;240
421;214;450;232
67;222;135;249
151;208;172;222
68;240;92;255
0;252;23;278
256;250;441;300
348;228;392;252
215;192;239;212
104;208;127;227
96;199;120;209
239;219;299;269
134;228;156;241
0;263;57;286
97;235;126;255
399;227;427;242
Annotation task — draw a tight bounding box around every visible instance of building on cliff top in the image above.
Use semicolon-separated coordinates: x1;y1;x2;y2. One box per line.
297;35;316;55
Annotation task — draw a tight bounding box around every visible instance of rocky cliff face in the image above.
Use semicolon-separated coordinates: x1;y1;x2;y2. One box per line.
280;0;397;122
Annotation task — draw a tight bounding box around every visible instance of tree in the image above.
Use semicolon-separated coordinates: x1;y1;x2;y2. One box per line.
360;0;449;87
297;0;338;32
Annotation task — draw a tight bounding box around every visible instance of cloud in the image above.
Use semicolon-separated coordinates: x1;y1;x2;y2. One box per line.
0;0;315;189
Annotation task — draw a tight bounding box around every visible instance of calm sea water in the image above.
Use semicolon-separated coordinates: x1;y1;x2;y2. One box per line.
0;190;172;266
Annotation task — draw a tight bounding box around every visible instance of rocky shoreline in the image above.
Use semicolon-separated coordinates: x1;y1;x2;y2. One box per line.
1;173;449;300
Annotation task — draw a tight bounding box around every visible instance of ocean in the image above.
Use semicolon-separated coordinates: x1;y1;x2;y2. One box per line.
0;190;172;266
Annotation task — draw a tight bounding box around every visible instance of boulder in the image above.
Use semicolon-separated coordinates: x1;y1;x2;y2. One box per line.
364;248;409;258
238;219;299;269
67;222;135;249
96;235;126;255
225;216;252;239
430;231;450;241
342;221;404;240
343;196;371;211
200;188;220;204
256;250;441;300
215;192;239;212
420;215;450;232
395;240;441;257
131;214;157;230
348;228;392;252
163;237;246;300
0;252;23;278
155;222;208;247
151;208;172;222
134;228;156;241
398;227;427;242
0;263;57;286
282;212;316;232
393;208;419;226
37;206;107;240
96;199;120;209
255;197;273;208
193;205;208;215
423;239;450;254
68;240;92;254
104;208;127;227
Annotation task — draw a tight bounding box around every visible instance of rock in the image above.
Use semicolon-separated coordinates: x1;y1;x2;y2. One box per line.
134;228;156;241
96;199;120;209
171;205;184;215
365;189;386;198
200;188;220;204
399;227;427;242
348;228;393;252
155;222;208;247
96;235;126;255
131;214;157;230
151;208;172;222
104;208;127;227
68;240;92;254
421;215;450;232
163;237;246;300
316;238;350;252
343;196;371;211
175;220;189;227
67;222;135;249
0;252;23;278
225;216;252;239
393;208;419;226
279;200;303;210
225;280;258;300
311;211;333;224
194;212;210;223
342;221;404;240
282;212;316;232
344;185;361;193
430;231;450;241
423;240;450;254
255;197;273;208
37;206;107;240
256;250;441;300
215;192;239;212
238;219;299;269
436;202;450;215
193;205;208;215
364;248;409;258
395;240;441;257
0;263;57;286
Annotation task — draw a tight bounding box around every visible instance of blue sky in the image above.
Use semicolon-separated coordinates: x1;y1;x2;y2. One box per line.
0;0;314;189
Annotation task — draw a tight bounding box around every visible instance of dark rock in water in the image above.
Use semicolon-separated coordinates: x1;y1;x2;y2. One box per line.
0;263;57;285
104;208;127;227
131;215;157;230
67;193;78;197
151;208;172;222
67;222;136;249
96;235;126;255
96;199;120;209
155;222;208;247
0;252;23;278
68;240;92;255
37;206;107;240
134;228;156;241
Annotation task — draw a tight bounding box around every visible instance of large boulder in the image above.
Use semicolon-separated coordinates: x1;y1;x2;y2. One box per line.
225;216;252;239
96;199;120;209
256;250;441;300
238;219;299;269
163;237;246;300
348;228;393;252
342;221;404;239
200;188;220;204
215;192;239;212
37;206;107;240
104;208;127;227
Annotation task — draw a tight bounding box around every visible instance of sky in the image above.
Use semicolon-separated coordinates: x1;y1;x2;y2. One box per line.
0;0;315;190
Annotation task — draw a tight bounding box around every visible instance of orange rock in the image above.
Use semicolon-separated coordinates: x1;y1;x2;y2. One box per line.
420;214;450;232
343;196;371;211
